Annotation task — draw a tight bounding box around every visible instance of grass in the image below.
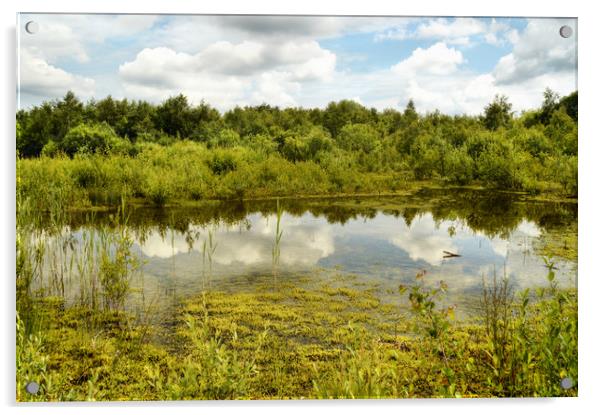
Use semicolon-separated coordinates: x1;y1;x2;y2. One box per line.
16;266;577;401
17;141;577;212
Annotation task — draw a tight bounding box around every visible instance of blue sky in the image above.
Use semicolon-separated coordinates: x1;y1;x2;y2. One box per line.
18;14;576;114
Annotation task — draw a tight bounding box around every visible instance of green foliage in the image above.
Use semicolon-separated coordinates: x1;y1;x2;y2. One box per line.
40;140;61;157
206;128;241;148
479;265;577;396
59;123;128;157
403;99;419;123
279;126;334;162
322;99;375;137
336;123;380;153
16;89;579;207
483;95;513;131
207;149;240;175
16;313;55;402
559;91;578;121
539;88;561;125
545;107;577;156
444;147;474;185
99;226;138;310
409;134;441;179
404;272;454;340
164;310;260;400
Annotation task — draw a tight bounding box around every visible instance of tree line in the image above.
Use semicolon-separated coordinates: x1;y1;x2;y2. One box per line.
17;89;577;197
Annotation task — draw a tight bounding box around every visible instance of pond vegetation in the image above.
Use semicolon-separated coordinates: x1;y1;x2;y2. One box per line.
16;191;577;401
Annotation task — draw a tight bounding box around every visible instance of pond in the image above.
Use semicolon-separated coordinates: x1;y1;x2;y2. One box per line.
32;188;578;318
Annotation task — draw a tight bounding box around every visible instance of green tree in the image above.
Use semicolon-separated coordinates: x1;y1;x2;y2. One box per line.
336;123;380;153
322;100;375;138
403;99;419;124
559;91;578;122
16;103;56;156
540;88;561;124
280;126;333;162
154;94;194;138
54;91;85;139
483;95;513;131
59;123;123;157
545;107;577;156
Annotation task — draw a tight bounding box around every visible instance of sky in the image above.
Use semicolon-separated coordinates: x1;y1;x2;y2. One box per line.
17;14;577;115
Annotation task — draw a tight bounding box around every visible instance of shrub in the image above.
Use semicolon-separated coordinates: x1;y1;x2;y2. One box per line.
336;123;381;153
59;123;119;157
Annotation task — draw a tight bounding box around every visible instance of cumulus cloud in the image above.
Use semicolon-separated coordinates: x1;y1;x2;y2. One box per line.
416;18;486;44
321;20;575;116
19;14;158;64
18;14;158;106
150;15;410;53
493;18;577;85
377;17;512;47
18;14;577;115
118;40;336;108
19;49;95;100
20;21;89;63
392;42;464;76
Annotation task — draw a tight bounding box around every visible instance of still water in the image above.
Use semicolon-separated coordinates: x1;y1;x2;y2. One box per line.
40;189;578;315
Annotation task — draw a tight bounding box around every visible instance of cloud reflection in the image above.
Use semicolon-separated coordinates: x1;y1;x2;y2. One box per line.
136;213;334;267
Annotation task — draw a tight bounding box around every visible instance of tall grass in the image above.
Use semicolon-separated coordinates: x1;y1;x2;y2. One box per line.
17;143;418;210
312;270;577;398
271;199;284;284
200;229;217;290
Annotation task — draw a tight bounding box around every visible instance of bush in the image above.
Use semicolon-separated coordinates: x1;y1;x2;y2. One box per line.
40;141;61;157
208;150;239;175
59;123;123;157
336;123;381;153
445;148;474;185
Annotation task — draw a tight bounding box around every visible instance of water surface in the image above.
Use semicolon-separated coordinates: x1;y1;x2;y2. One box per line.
36;189;578;316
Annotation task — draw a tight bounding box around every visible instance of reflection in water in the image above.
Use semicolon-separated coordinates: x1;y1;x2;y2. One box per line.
132;211;574;303
33;189;578;314
137;214;335;267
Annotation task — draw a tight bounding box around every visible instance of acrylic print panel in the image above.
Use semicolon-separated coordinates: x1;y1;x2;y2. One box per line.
16;13;577;401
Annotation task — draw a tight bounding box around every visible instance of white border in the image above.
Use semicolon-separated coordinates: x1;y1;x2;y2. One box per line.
2;1;600;415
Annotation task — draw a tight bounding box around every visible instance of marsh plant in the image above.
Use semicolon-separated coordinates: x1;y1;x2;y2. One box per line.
200;229;218;290
271;198;284;282
98;225;139;311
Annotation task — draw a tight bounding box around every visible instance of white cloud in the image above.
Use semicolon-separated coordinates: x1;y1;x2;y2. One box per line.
251;72;300;107
505;29;521;45
18;14;158;106
493;18;577;85
20;21;89;63
151;15;412;53
20;14;158;64
17;15;577;115
309;20;575;116
392;42;464;76
118;40;336;109
377;17;512;47
416;18;486;43
19;49;95;100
